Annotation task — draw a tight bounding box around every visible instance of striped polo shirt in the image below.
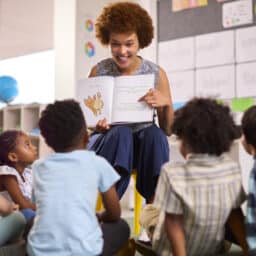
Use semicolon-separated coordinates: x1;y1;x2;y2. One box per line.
153;153;245;256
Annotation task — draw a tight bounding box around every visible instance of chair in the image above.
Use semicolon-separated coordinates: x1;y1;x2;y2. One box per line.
96;169;143;235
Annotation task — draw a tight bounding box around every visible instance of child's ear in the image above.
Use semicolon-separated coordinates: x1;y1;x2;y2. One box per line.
8;152;18;163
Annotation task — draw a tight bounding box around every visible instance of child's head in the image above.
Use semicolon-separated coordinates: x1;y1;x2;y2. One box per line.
172;98;238;157
241;106;256;156
39;99;88;152
0;130;37;168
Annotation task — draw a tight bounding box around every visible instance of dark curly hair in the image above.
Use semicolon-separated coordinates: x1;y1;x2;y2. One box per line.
39;99;88;152
242;106;256;147
95;2;154;48
0;130;23;166
172;98;238;156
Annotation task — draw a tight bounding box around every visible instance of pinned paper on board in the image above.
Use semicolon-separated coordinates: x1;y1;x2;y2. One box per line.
172;0;208;12
222;0;253;28
231;98;254;112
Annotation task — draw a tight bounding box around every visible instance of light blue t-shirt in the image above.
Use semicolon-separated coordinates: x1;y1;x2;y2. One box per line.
27;150;120;256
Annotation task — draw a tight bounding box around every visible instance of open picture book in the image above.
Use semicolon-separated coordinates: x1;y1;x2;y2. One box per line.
76;74;155;128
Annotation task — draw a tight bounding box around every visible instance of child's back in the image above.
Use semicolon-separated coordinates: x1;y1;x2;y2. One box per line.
29;150;119;255
153;153;244;256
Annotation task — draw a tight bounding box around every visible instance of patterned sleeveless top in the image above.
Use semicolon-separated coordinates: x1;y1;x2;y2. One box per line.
96;57;159;132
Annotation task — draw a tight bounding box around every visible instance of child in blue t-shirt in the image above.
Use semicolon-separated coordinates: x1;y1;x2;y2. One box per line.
241;105;256;255
27;99;130;256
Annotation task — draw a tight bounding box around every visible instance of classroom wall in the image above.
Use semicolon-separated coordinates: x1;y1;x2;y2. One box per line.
158;0;256;193
158;0;256;115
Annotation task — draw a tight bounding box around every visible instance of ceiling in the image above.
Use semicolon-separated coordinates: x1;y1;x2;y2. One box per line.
0;0;53;60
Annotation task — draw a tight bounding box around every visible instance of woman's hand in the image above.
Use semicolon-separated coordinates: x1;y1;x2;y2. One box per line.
138;88;171;109
95;118;110;133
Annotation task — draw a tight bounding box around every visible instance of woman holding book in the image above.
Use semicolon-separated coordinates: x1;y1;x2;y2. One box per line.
88;1;174;203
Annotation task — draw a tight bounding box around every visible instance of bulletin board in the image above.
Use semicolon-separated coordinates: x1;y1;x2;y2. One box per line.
158;0;256;41
157;0;256;114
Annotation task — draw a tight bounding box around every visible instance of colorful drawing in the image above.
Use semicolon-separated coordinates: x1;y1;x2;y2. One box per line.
84;92;104;116
172;0;208;12
85;19;94;32
85;41;95;57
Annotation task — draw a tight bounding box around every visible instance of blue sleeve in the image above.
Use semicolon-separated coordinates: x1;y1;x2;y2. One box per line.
97;157;120;193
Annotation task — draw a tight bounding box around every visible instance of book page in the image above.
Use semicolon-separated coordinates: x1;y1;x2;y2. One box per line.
111;74;154;124
76;76;114;127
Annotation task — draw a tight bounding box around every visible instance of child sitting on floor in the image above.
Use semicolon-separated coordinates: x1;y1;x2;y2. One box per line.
241;105;256;255
0;194;26;246
27;99;130;256
0;130;37;222
141;98;247;256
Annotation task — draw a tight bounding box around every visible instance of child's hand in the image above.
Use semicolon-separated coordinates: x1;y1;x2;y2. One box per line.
12;203;19;211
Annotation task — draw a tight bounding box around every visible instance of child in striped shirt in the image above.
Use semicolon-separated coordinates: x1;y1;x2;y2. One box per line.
141;98;248;256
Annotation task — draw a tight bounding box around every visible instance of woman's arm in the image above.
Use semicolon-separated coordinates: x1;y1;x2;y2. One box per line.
139;68;174;135
2;176;36;211
165;212;186;256
156;68;174;135
97;185;120;222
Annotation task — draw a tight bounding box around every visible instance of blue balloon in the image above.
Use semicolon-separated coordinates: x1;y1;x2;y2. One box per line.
0;76;19;103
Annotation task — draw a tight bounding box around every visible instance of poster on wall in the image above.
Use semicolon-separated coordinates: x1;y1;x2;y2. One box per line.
195;30;234;68
172;0;208;12
222;0;253;28
167;70;195;102
195;65;235;99
158;37;195;72
76;13;110;80
237;62;256;98
236;26;256;63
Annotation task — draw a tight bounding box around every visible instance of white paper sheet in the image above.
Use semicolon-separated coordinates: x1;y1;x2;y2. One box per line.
158;37;195;72
236;62;256;98
236;26;256;63
222;0;253;28
167;71;195;102
195;65;235;99
195;30;235;68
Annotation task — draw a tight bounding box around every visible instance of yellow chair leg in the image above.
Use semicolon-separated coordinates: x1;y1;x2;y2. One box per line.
96;193;103;211
132;172;143;236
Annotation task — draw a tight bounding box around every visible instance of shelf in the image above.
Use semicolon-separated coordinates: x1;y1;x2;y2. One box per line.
0;103;51;158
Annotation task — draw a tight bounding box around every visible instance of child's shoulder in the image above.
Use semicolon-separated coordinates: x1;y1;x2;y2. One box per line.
0;165;18;176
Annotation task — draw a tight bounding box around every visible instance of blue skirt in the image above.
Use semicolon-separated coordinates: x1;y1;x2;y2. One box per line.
88;124;169;201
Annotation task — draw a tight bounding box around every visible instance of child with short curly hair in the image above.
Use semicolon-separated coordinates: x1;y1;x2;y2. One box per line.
142;98;247;256
27;99;130;256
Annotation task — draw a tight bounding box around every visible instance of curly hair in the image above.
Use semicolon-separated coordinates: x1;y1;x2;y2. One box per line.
39;99;87;152
95;2;154;48
172;98;238;156
242;106;256;147
0;130;23;166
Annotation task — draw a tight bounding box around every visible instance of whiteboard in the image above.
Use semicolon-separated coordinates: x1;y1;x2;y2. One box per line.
158;37;195;72
195;65;235;99
167;70;194;102
236;62;256;97
236;26;256;63
195;30;235;68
